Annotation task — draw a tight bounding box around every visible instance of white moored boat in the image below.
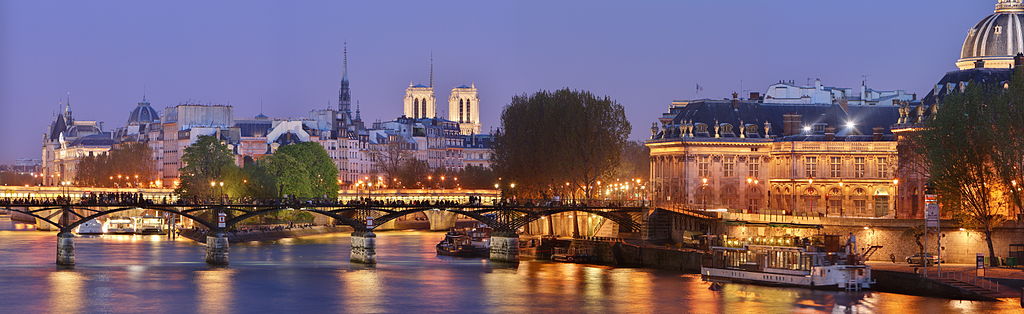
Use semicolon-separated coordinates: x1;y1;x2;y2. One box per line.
75;219;103;234
701;234;872;290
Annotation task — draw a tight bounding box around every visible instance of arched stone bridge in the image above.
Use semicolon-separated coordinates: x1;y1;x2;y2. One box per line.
0;202;647;266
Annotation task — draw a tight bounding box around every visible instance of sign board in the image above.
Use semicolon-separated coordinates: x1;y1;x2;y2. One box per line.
977;253;985;269
924;194;939;227
217;213;226;228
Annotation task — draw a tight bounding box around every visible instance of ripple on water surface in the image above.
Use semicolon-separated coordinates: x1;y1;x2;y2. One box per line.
0;231;1017;313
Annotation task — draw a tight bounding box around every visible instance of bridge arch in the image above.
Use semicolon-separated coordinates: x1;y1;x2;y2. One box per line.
507;208;638;232
2;206;63;230
371;207;499;230
65;206;218;231
226;207;367;230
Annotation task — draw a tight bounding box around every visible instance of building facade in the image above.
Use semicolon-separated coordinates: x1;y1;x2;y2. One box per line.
647;83;901;218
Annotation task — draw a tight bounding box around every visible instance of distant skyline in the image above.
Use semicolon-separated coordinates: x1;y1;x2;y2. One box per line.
0;0;995;163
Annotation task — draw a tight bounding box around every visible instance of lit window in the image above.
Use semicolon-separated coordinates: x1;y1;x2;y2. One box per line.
876;157;888;178
748;158;760;178
804;157;817;178
723;157;735;177
854;157;866;178
698;156;711;177
830;157;842;177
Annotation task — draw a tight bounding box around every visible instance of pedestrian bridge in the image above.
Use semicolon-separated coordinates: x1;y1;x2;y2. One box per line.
0;199;648;266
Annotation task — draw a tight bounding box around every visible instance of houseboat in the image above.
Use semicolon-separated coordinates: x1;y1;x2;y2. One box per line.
436;227;491;257
135;216;166;235
104;217;136;234
701;234;872;290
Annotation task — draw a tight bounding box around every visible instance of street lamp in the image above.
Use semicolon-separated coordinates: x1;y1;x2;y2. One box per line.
892;178;900;218
701;177;709;212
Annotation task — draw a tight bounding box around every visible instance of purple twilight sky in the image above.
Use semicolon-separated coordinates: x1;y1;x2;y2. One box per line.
0;0;994;163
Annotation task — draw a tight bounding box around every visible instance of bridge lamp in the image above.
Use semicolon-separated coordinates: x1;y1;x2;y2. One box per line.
210;181;216;187
510;183;516;189
802;126;811;133
845;121;856;129
494;183;499;189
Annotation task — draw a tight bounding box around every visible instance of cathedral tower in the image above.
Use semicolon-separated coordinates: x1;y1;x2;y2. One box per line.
403;56;436;119
338;43;353;125
448;84;480;134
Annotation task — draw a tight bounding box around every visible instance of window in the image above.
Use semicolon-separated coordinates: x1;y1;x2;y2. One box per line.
854;199;867;215
748;159;760;178
723;157;735;177
854;157;866;178
877;157;889;178
804;156;817;178
830;157;842;177
698;156;711;177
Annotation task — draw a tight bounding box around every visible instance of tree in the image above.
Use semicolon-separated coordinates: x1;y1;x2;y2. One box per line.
176;135;236;199
615;140;651;181
921;83;1012;264
75;142;155;187
994;67;1024;217
901;224;928;256
262;153;312;198
369;139;413;181
457;165;497;189
493;89;631;198
241;156;277;198
271;142;339;198
396;159;430;188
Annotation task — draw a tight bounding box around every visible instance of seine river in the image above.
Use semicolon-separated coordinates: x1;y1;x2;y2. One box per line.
0;231;1016;313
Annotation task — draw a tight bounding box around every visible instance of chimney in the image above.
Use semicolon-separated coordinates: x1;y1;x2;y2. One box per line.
782;114;802;136
975;59;986;69
872;127;884;140
824;127;836;140
1016;53;1024;67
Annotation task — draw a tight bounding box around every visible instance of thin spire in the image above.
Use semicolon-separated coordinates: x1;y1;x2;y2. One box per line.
429;52;434;88
142;84;148;103
342;42;349;80
355;100;362;120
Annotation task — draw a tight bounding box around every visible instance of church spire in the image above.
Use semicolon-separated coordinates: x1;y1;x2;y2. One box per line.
355;101;362;121
338;42;352;114
429;52;434;88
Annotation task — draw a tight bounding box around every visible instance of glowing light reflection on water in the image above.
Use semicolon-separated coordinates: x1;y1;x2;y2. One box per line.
0;231;1018;313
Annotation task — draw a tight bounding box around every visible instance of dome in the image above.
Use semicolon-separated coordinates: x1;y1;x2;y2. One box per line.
958;0;1024;70
128;101;160;124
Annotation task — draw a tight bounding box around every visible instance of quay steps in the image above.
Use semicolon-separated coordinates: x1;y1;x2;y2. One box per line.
933;275;1016;299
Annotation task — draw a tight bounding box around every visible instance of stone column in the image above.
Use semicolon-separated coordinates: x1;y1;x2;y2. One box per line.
56;231;75;266
489;232;519;263
350;231;377;264
205;233;230;266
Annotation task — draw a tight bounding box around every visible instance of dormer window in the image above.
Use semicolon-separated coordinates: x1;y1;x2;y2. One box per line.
995;25;1004;35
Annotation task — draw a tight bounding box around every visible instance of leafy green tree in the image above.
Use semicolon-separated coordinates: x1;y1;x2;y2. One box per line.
271;142;339;198
995;68;1024;216
241;156;277;198
615;140;651;181
493;89;631;198
176;135;237;199
262;153;312;198
396;159;430;188
920;83;1011;264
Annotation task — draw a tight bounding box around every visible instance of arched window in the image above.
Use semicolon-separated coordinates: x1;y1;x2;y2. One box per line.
827;188;843;216
746;186;762;212
802;187;821;214
414;99;420;118
466;99;472;122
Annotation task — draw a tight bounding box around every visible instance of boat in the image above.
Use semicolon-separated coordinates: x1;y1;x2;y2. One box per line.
436;227;491;257
104;217;136;234
700;234;872;290
75;219;103;234
135;216;166;235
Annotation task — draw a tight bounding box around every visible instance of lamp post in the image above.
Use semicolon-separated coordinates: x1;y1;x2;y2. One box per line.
892;178;900;218
701;177;708;212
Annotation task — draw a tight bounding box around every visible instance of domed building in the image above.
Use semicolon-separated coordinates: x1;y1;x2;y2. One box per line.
127;99;160;125
957;0;1024;70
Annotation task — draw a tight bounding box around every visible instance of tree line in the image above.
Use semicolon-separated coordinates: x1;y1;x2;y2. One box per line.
917;67;1024;264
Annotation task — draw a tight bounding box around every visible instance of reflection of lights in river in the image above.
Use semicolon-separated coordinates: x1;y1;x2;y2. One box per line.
338;269;383;313
48;271;84;314
196;269;234;314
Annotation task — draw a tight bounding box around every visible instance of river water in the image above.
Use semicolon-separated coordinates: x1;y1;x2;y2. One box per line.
0;231;1016;313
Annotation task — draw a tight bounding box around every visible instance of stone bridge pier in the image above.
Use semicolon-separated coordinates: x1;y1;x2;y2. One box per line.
423;210;458;231
205;233;230;266
350;231;376;264
56;231;75;266
489;231;519;263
